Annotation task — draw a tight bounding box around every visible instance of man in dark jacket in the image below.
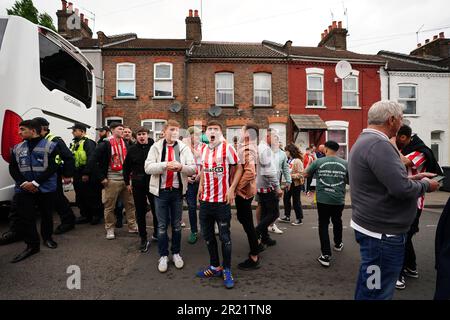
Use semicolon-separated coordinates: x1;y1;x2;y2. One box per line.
123;127;157;252
34;117;76;234
69;123;103;225
9;119;59;263
434;196;450;300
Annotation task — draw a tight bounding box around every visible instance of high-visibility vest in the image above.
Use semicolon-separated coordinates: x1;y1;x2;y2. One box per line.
70;137;88;168
45;133;62;165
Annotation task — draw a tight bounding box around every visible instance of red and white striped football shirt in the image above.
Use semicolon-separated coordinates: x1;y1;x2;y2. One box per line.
200;140;239;203
406;151;427;209
192;142;206;175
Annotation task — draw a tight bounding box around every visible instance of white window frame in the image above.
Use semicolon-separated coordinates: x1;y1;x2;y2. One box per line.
116;63;136;99
153;63;174;99
269;123;287;148
105;117;123;126
431;130;444;164
398;83;418;116
253;73;272;107
141;119;167;140
215;72;235;107
226;126;242;145
306;68;325;108
342;70;360;109
325;121;349;160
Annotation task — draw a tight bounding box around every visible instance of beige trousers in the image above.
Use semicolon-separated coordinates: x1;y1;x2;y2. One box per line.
103;179;137;230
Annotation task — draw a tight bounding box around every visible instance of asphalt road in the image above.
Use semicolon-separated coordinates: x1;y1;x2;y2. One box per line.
0;207;442;300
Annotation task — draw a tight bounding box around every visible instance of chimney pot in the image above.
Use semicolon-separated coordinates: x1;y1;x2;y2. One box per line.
332;21;337;29
194;10;199;17
61;0;67;10
67;2;73;13
439;32;445;38
433;35;438;40
328;25;332;32
85;18;89;25
417;43;421;47
321;33;325;39
189;9;193;17
425;39;430;44
80;13;84;21
75;8;79;16
324;29;328;36
338;21;342;28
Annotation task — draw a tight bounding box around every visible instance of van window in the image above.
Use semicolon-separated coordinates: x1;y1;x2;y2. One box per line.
0;19;7;50
39;34;92;108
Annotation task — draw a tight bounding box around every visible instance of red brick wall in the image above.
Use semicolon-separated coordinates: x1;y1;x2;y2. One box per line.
288;62;382;148
102;51;186;130
187;61;289;134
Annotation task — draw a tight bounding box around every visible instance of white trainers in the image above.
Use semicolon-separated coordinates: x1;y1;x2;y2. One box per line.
268;223;284;234
106;229;115;240
158;256;169;273
173;254;184;269
181;222;186;228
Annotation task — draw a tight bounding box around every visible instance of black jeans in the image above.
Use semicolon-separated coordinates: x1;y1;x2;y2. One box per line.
317;202;344;256
236;195;259;256
256;191;280;242
55;173;76;226
73;173;103;220
403;209;422;271
283;184;303;220
186;182;199;234
15;192;56;247
132;179;157;240
199;201;232;269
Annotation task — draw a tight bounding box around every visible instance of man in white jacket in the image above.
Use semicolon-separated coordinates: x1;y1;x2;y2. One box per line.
144;120;196;273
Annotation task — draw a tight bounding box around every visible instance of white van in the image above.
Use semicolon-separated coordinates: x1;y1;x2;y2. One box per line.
0;15;97;206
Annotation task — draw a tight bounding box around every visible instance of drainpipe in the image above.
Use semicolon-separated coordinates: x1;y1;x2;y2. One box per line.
183;53;189;129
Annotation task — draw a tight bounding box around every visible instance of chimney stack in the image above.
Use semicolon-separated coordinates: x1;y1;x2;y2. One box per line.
425;39;430;44
185;9;202;44
411;31;449;59
67;2;73;13
61;0;67;10
56;0;93;40
417;43;421;48
439;32;445;38
318;21;348;50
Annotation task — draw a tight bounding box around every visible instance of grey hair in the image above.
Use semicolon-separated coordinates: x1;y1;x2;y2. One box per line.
368;100;404;125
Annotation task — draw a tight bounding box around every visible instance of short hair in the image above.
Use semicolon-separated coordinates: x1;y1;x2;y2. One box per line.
397;124;412;138
206;120;223;131
109;122;124;130
136;126;150;134
123;126;132;131
325;140;340;152
163;120;181;130
368;100;403;125
20;119;41;133
244;122;259;141
187;126;202;135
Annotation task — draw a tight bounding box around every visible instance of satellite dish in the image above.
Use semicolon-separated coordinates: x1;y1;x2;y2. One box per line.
169;102;182;113
335;60;352;79
208;105;222;117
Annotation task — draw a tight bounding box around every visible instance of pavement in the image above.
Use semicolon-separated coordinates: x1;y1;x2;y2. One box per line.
0;205;444;300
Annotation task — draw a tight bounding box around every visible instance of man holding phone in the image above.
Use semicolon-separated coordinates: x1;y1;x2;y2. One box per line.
395;124;443;289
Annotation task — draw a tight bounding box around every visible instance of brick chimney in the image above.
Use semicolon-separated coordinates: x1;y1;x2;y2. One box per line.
185;9;202;44
318;20;348;50
56;0;93;40
410;32;449;59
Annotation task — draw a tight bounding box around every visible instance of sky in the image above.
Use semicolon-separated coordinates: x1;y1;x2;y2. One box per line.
1;0;449;54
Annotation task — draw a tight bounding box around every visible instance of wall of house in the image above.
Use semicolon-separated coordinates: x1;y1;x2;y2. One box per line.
187;61;289;145
381;69;450;166
288;61;382;153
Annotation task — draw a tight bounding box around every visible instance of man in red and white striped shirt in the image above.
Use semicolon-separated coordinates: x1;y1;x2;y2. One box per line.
196;120;241;289
395;125;429;288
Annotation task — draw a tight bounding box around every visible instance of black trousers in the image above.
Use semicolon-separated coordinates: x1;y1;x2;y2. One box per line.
15;192;56;247
283;184;303;220
73;173;104;220
403;209;422;270
132;180;157;240
235;195;259;256
55;173;76;226
7;194;20;234
317;202;344;256
256;191;280;242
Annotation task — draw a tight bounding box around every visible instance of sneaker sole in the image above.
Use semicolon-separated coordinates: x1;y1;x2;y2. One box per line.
334;247;344;252
291;223;303;226
395;285;406;290
317;258;330;267
174;263;184;269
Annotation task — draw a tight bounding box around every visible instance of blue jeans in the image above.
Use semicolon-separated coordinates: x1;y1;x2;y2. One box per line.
155;189;183;257
199;201;232;269
186;182;199;234
354;230;406;300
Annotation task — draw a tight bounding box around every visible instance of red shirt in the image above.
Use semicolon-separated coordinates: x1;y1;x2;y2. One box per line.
406;151;427;210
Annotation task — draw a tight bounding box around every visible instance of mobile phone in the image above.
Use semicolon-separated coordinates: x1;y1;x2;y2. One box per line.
432;175;445;183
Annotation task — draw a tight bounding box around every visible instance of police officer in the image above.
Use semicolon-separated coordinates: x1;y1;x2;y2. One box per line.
33;117;77;234
69;123;103;225
9;119;59;263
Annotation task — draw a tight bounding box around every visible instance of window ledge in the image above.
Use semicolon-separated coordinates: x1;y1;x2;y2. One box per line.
213;104;238;108
152;97;175;100
403;114;420;118
252;105;274;108
114;96;137;100
305;106;327;109
342;106;361;110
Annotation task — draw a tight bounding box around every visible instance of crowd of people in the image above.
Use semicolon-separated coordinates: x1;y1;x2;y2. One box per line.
1;100;449;299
